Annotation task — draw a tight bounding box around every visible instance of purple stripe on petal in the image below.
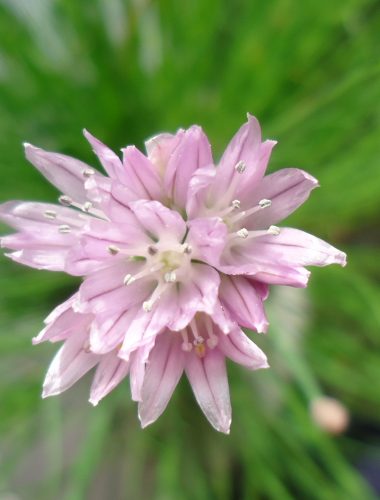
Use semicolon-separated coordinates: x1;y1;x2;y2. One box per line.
185;349;231;434
138;333;185;427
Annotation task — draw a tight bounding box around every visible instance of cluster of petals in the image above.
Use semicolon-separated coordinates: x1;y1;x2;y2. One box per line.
0;115;346;433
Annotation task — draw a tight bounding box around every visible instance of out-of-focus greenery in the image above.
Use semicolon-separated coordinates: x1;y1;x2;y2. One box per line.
0;0;379;498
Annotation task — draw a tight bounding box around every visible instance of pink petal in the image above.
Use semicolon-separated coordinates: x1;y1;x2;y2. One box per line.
89;308;138;354
243;168;319;228
129;339;156;402
33;295;92;345
138;332;185;427
24;143;102;204
89;353;130;406
187;217;228;266
235;139;277;201
217;328;269;370
185;349;231;434
209;114;264;200
164;126;213;209
186;165;216;218
122;146;163;200
42;332;99;398
0;201;87;232
219;276;269;333
241;228;347;269
83;129;125;181
145;131;183;177
128;200;186;242
118;288;178;359
169;263;220;330
78;262;152;315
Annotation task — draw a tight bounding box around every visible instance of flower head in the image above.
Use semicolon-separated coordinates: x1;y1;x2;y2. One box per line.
0;115;346;433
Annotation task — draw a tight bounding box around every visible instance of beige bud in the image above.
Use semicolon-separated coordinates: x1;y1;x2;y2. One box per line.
310;396;349;434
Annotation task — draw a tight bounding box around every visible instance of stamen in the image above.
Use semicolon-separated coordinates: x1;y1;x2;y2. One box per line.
236;228;249;239
58;195;73;207
235;160;246;174
123;274;134;286
83;201;93;212
107;245;120;255
232;199;241;209
44;210;57;220
142;300;153;312
164;271;176;283
147;245;158;256
183;243;192;254
229;199;273;225
58;224;71;234
205;317;218;348
268;225;281;235
259;198;272;208
83;168;95;178
142;280;167;312
180;329;193;352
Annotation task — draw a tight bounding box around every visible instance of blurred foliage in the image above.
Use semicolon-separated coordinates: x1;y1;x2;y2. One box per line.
0;0;380;498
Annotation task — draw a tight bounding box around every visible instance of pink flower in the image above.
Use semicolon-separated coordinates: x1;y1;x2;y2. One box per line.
0;115;346;433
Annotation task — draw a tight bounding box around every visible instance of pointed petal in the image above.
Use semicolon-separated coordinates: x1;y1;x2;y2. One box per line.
89;353;130;405
24;143;101;203
89;308;138;354
187;217;228;266
129;338;156;401
118;288;178;359
128;200;186;242
219;276;269;333
243;168;319;227
42;332;99;397
164;126;213;209
0;201;86;232
169;263;220;330
145;131;183;177
241;228;347;269
122;146;163;200
138;333;185;427
218;328;269;370
34;295;92;345
235;139;277;201
185;349;231;434
210;115;265;200
78;262;152;315
83;129;125;181
186;165;216;218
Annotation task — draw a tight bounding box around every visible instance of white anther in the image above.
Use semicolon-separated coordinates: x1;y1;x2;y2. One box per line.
147;245;158;256
123;274;135;286
83;201;93;212
235;160;246;173
193;337;204;346
232;199;241;209
143;300;153;312
44;210;57;220
107;245;120;255
181;342;193;352
58;195;72;207
236;228;249;238
207;337;218;349
58;224;71;234
183;243;192;254
259;199;272;208
267;225;281;235
164;271;176;283
83;168;95;178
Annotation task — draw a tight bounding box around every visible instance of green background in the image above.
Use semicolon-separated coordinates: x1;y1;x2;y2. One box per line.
0;0;379;498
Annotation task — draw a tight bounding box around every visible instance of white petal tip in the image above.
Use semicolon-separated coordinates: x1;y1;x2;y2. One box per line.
89;397;99;407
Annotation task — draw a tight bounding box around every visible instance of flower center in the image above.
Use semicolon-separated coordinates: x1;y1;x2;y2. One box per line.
108;240;192;312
